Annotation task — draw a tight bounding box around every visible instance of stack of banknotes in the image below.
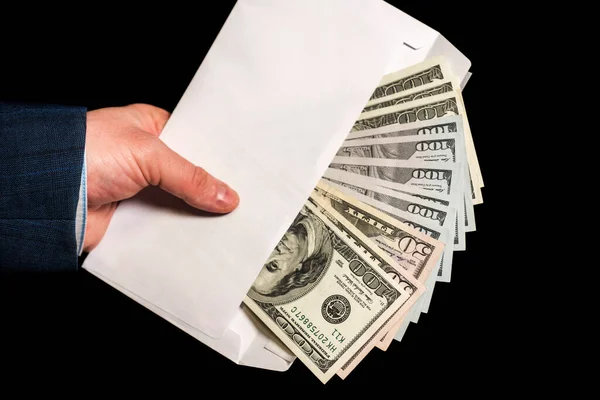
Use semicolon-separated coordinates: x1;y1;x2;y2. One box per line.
243;56;482;383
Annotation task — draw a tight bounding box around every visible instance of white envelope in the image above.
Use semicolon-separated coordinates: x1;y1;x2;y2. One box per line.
82;0;470;372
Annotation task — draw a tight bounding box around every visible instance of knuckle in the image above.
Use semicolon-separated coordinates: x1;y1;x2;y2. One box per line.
128;103;170;135
190;166;210;191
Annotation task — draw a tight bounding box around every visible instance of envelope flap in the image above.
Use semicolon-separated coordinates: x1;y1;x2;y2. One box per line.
86;268;244;363
427;34;472;83
373;2;471;82
234;305;295;371
376;1;440;50
82;0;407;340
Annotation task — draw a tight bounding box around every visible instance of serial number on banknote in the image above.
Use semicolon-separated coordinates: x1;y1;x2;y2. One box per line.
282;305;348;353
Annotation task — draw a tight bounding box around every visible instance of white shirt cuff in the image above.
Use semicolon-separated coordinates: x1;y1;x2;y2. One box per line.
75;150;87;255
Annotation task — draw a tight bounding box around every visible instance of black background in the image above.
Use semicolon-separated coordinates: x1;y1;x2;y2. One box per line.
1;1;521;394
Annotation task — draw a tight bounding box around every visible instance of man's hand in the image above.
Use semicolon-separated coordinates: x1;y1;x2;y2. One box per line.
83;103;239;252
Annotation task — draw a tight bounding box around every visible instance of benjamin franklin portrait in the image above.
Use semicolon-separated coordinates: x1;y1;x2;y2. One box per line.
249;205;334;302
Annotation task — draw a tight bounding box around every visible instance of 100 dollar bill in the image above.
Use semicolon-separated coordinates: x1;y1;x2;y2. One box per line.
344;115;483;208
346;115;463;141
329;156;460;196
243;192;423;383
321;171;459;251
312;182;444;358
353;91;483;197
353;92;461;131
322;175;453;283
337;133;475;233
308;187;433;380
337;132;460;163
369;56;454;100
364;57;484;192
363;78;457;113
321;169;451;318
328;157;465;251
322;168;454;283
313;181;443;284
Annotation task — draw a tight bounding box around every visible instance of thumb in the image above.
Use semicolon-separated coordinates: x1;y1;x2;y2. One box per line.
152;140;240;213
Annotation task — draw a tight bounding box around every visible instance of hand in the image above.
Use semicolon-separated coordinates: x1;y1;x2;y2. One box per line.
83;103;239;252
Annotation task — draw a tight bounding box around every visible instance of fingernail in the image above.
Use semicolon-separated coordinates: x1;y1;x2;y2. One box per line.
216;183;239;209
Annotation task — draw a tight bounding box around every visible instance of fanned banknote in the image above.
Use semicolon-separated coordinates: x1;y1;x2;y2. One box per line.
345;115;463;141
243;190;424;384
353;92;461;131
328;157;465;251
363;78;457;113
343;115;482;218
313;181;444;280
352;92;483;201
320;168;450;319
321;170;458;256
368;56;454;100
313;179;445;323
337;132;460;162
366;56;483;192
321;168;454;283
311;181;444;373
337;133;476;233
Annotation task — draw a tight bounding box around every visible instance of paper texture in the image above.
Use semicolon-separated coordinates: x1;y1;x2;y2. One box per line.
91;269;294;371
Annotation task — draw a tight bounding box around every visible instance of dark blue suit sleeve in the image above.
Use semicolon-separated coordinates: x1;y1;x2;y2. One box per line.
1;103;86;272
